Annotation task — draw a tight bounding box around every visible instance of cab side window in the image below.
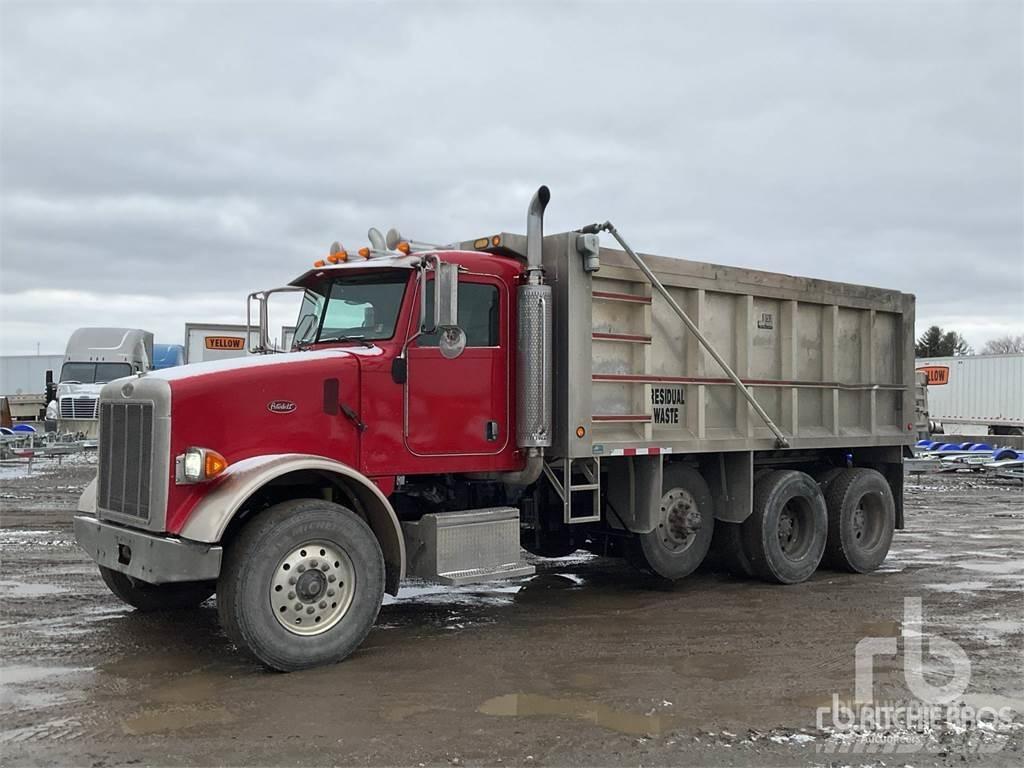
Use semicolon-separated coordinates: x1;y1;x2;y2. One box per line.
418;282;499;348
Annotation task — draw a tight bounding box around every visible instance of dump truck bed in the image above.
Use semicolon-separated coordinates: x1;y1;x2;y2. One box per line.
535;232;916;458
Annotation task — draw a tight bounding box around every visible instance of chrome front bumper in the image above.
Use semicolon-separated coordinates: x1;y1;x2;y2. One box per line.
73;515;222;584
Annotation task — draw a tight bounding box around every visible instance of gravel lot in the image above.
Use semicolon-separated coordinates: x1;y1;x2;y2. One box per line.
1;454;1022;767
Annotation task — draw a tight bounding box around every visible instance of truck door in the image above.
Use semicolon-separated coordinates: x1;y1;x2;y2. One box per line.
405;276;510;456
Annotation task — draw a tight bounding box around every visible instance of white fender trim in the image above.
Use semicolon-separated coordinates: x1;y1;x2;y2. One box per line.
179;454;405;595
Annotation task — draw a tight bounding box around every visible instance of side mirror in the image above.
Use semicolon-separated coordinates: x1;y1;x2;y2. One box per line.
419;257;465;359
419;259;460;333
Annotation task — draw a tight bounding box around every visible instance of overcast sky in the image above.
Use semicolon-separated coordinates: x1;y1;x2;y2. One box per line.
1;0;1021;357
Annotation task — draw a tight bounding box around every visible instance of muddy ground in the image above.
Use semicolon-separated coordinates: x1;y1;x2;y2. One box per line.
1;455;1022;767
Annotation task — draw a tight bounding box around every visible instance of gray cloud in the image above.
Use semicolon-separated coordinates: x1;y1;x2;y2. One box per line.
1;0;1021;354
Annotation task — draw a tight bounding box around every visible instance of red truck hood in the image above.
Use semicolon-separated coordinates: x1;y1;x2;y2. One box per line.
149;348;374;533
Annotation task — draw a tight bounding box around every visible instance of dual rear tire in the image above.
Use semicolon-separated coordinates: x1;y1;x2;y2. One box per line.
703;467;896;584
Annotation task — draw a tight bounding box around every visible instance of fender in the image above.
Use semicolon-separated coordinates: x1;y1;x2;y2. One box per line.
179;454;405;595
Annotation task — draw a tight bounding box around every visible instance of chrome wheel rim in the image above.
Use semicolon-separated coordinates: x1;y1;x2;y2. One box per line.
657;488;702;553
271;540;355;636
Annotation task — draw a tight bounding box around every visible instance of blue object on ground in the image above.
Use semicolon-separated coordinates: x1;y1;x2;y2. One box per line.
11;424;36;433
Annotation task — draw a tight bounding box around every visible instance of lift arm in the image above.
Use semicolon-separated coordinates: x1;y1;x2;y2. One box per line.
578;221;791;449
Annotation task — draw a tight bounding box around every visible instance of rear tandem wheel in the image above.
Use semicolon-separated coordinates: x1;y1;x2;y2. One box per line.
741;470;828;584
627;465;715;580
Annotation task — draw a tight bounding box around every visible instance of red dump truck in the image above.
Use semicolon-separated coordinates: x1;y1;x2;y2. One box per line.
74;188;916;670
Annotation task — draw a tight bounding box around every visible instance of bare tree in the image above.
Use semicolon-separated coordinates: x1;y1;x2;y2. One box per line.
982;334;1024;354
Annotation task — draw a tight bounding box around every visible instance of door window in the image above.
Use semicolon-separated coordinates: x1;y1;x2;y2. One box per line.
418;282;499;347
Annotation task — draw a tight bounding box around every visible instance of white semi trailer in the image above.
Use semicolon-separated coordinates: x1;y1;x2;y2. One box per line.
917;353;1024;435
184;323;259;364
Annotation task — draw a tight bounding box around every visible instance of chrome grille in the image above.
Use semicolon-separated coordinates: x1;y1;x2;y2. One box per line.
97;401;154;521
59;397;99;420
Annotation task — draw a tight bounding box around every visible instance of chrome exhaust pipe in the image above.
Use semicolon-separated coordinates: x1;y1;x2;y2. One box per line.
517;186;553;452
526;185;550;282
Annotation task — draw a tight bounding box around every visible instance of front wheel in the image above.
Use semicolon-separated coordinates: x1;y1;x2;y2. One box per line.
627;465;715;580
217;498;385;672
99;566;214;612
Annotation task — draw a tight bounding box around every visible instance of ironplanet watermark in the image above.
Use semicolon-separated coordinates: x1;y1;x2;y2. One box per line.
815;597;1020;755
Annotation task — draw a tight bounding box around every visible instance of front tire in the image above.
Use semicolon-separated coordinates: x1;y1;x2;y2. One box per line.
99;566;214;612
741;470;827;584
217;499;384;672
627;465;715;580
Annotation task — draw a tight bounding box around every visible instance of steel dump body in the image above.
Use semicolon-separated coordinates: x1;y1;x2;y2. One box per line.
533;232;916;458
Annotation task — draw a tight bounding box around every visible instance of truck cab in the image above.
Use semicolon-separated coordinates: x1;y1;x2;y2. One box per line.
56;327;154;438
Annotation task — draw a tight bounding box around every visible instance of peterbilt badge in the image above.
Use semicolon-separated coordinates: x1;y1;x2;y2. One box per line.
267;400;297;414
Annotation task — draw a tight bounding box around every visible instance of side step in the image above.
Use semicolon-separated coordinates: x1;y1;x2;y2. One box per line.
542;457;602;524
401;507;536;586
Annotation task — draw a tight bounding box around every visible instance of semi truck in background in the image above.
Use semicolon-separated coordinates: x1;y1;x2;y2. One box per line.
55;328;154;437
74;187;917;671
916;353;1024;436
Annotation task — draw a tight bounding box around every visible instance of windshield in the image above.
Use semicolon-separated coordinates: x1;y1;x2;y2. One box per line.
294;271;408;346
60;362;132;384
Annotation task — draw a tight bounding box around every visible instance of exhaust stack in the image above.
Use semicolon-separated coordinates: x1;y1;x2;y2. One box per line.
517;186;553;451
525;185;550;280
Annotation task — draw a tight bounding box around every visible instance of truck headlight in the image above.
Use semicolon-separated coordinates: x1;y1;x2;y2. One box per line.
176;447;228;484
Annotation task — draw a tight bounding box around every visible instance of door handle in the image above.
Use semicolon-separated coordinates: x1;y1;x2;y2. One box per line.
486;421;499;441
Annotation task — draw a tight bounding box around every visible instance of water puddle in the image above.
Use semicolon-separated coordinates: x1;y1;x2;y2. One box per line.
674;654;750;682
122;705;235;735
0;716;84;744
0;580;69;598
859;620;901;637
973;619;1024;637
0;665;91;712
923;581;992;593
955;560;1024;575
478;693;684;737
